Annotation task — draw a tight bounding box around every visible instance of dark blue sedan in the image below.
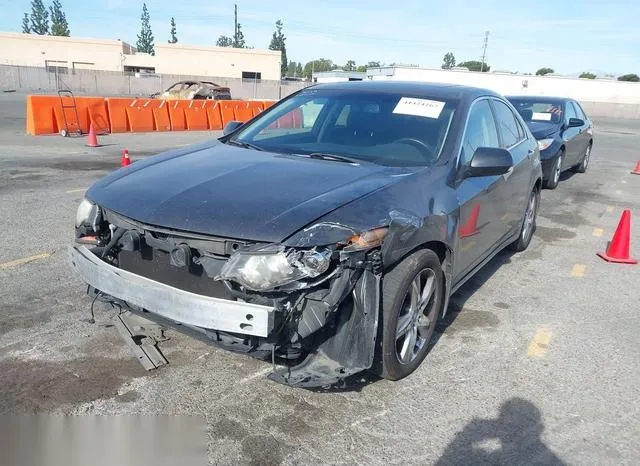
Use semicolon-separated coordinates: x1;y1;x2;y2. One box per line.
507;96;594;189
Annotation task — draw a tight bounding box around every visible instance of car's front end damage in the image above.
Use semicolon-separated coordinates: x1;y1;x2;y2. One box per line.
70;200;393;388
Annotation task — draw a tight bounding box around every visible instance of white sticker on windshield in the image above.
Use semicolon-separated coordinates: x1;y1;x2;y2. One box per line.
532;112;552;121
393;97;445;119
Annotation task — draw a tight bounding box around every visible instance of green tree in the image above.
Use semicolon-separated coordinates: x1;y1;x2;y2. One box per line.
343;60;356;71
303;58;337;78
579;72;596;79
458;60;490;72
268;19;287;76
287;60;300;77
29;0;49;35
442;52;456;69
617;73;639;82
22;13;31;33
356;65;367;72
536;67;554;76
216;35;233;47
234;23;246;48
136;2;155;55
49;0;70;36
168;17;177;43
296;62;303;76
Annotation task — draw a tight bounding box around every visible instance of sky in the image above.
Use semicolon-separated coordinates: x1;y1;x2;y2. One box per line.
4;0;639;76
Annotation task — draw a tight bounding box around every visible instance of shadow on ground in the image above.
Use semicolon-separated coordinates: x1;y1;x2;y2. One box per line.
435;397;566;465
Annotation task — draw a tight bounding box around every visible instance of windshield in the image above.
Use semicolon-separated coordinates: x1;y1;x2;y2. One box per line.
508;99;564;124
227;89;457;167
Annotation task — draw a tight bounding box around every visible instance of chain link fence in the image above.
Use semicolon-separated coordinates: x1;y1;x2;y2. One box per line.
0;64;311;100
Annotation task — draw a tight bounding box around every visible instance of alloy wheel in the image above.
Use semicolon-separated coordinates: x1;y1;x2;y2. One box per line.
395;268;438;365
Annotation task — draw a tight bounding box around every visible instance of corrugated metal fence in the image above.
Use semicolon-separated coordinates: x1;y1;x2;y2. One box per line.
0;64;311;100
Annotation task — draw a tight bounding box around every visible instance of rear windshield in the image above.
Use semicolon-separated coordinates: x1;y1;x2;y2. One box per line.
508;99;564;124
229;89;458;167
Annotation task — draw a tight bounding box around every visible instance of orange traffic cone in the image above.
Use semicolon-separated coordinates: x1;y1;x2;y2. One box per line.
86;123;100;147
460;204;481;238
631;161;640;175
120;149;131;167
597;209;637;264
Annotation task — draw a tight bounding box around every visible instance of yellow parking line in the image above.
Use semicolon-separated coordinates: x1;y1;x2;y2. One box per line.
0;253;52;270
527;328;553;358
66;188;87;194
571;264;586;277
606;206;613;213
593;228;604;237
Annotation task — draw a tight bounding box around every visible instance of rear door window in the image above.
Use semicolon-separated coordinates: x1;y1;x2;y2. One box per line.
460;99;500;167
491;100;522;148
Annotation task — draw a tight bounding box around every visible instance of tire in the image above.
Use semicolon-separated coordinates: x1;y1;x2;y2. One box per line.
508;187;540;252
544;151;563;189
573;143;591;173
372;249;445;381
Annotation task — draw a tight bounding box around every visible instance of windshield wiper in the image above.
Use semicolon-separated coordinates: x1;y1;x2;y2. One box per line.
226;140;264;151
305;152;361;164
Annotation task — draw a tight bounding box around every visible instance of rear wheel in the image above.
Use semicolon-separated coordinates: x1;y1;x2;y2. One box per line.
573;143;591;173
544;152;563;189
508;187;539;252
372;249;444;381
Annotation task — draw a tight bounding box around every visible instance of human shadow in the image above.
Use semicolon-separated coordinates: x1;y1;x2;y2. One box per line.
435;397;566;466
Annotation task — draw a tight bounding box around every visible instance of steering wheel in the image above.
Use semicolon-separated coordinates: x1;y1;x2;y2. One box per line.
393;138;436;161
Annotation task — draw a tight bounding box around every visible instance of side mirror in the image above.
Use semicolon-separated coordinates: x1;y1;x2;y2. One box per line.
567;117;584;128
465;147;513;178
223;120;244;136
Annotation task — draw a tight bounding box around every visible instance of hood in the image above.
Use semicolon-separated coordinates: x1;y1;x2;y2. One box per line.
86;142;413;243
526;121;560;140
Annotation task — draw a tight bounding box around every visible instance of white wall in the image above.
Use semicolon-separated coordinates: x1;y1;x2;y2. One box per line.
0;32;282;80
367;67;640;104
0;32;125;71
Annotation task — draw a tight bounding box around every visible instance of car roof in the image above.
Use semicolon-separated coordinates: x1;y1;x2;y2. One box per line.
506;95;573;104
307;80;502;101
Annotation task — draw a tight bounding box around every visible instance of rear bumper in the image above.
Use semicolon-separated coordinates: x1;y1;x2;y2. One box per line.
68;245;275;337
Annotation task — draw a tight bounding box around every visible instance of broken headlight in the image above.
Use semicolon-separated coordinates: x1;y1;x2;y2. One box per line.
75;198;102;231
217;246;332;291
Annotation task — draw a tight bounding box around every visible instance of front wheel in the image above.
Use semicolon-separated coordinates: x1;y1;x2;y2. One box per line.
573;143;591;173
372;249;444;381
544;152;562;189
508;187;540;252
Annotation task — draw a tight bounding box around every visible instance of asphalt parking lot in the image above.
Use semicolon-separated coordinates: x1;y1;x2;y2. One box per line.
1;92;639;465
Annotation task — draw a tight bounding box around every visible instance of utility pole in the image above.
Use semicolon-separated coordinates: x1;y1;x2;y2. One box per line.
480;31;489;72
234;4;238;47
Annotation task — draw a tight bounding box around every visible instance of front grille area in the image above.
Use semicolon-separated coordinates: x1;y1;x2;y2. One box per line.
118;246;231;300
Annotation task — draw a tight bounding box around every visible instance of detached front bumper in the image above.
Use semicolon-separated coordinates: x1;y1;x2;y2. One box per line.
68;245;275;337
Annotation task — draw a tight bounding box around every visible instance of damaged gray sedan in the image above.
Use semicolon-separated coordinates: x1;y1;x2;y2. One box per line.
70;81;542;388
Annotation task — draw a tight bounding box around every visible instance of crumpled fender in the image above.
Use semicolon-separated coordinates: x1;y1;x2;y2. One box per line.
268;268;380;388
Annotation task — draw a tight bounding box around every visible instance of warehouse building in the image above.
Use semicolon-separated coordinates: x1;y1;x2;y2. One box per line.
0;32;282;80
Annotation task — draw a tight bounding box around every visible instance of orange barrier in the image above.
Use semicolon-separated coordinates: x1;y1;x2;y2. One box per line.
219;101;237;128
182;100;209;131
167;100;187;131
126;99;155;133
82;97;110;134
234;101;254;122
27;96;285;135
250;101;265;117
26;95;59;135
106;98;132;133
206;101;224;130
152;100;172;132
